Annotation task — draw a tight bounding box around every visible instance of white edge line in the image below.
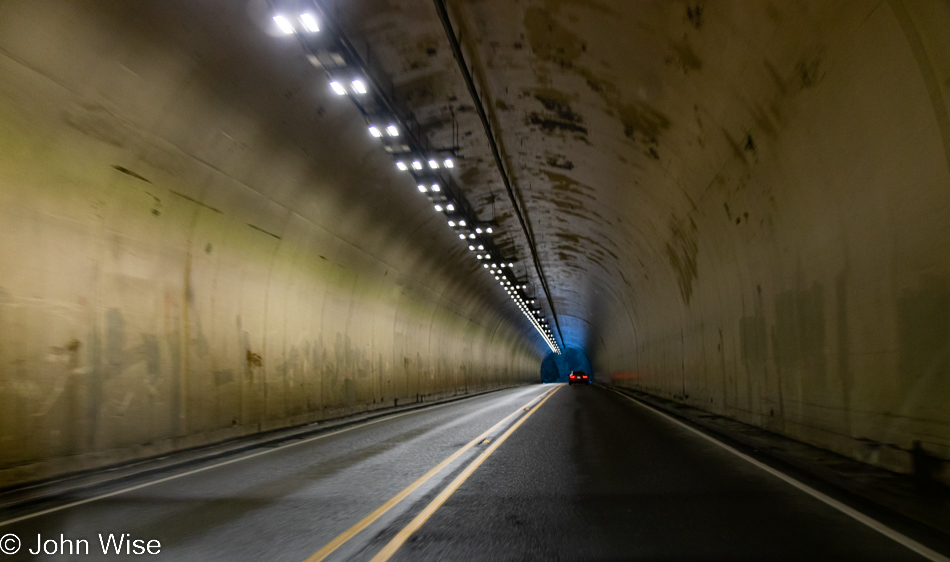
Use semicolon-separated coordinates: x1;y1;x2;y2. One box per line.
0;387;536;508
0;386;549;528
608;388;950;562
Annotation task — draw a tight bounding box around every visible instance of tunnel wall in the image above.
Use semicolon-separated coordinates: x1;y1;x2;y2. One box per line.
0;2;541;487
595;1;950;483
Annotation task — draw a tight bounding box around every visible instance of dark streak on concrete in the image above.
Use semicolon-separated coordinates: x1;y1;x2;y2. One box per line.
112;165;151;184
687;4;705;29
664;215;699;304
528;113;588;136
666;38;703;74
169;190;222;214
247;224;282;240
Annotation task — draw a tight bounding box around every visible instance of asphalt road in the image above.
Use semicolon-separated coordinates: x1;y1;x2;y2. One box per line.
0;383;946;561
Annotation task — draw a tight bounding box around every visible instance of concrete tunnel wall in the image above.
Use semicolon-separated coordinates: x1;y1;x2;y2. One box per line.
585;1;950;483
0;2;542;488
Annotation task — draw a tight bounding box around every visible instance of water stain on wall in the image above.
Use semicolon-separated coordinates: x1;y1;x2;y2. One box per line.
772;284;826;379
62;103;129;147
898;276;949;383
524;7;586;69
666;38;703;74
740;312;767;363
664;214;699;304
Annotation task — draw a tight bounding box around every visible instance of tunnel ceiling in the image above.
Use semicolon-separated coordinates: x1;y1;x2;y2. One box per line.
331;0;809;354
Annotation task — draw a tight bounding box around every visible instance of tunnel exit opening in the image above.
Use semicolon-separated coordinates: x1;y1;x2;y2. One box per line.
541;348;592;383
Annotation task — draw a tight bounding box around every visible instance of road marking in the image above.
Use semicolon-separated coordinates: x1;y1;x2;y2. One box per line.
606;387;950;562
369;384;563;562
303;387;555;562
0;389;537;529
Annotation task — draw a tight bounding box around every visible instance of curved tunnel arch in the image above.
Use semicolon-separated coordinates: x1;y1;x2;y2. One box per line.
0;0;948;488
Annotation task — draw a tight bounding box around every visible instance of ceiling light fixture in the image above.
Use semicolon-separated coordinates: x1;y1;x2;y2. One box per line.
298;13;320;33
273;15;295;34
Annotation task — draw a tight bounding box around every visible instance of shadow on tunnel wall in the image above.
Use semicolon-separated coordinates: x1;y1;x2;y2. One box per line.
541;348;592;383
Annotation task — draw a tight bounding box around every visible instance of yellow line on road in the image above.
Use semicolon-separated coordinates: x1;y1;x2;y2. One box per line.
303;387;557;562
369;384;562;562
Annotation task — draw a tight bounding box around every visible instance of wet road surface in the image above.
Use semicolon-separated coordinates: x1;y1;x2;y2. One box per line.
1;384;946;561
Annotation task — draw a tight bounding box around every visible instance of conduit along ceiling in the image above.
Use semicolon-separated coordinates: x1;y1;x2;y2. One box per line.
255;0;561;354
261;0;712;360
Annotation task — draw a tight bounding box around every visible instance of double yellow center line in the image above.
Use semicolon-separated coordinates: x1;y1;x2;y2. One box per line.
305;385;561;562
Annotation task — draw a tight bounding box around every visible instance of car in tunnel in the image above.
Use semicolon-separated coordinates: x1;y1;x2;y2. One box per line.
568;371;590;385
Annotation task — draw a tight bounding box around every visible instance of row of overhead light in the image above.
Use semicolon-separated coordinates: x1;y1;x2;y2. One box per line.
268;5;559;353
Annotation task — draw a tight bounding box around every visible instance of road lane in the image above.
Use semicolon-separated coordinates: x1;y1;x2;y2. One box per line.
391;384;945;561
4;382;947;561
0;385;552;561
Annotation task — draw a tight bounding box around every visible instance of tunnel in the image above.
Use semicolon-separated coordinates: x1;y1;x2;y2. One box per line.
0;1;949;559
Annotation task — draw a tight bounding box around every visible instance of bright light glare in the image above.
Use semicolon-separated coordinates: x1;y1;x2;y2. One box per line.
483;264;489;268
469;233;476;239
458;220;466;226
274;15;295;34
412;160;423;170
444;158;454;168
469;245;476;251
475;228;482;233
508;262;514;267
448;220;456;227
486;227;493;233
299;13;320;32
477;245;484;250
330;81;347;96
351;79;367;94
446;204;455;211
396;161;408;171
476;254;482;259
434;204;443;212
386;125;399;136
428;159;439;169
459;234;466;239
369;126;383;138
